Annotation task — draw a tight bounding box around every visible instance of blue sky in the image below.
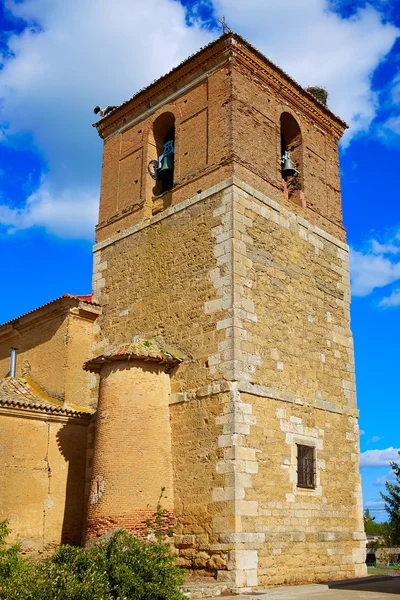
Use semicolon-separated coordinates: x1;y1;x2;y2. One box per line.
0;0;399;520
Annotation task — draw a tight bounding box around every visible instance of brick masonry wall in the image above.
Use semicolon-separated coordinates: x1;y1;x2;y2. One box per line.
96;66;233;242
94;35;346;246
231;66;344;242
85;360;175;542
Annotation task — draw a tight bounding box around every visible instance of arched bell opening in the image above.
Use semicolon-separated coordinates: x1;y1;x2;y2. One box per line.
148;112;175;197
280;112;304;205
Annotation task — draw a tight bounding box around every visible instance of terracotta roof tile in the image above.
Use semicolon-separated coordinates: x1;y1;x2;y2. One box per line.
84;337;185;372
0;377;92;417
0;294;101;329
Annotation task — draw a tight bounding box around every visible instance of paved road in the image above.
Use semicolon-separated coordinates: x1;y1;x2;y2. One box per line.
205;576;400;599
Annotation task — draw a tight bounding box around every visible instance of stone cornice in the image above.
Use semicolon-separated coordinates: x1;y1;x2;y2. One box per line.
94;35;233;140
229;37;347;139
94;32;347;141
93;177;349;254
169;379;358;418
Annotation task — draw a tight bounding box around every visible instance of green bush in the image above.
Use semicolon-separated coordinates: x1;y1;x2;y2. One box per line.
0;521;184;600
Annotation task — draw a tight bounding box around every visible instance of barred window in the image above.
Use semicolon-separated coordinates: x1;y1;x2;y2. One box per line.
297;444;316;489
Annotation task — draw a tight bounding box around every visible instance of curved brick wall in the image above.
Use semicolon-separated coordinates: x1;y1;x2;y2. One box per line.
85;360;174;541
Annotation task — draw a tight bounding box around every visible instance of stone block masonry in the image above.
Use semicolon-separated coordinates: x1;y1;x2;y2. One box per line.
88;32;364;591
91;178;366;588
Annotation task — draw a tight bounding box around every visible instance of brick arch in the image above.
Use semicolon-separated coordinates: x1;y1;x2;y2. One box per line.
145;110;179;201
280;111;304;205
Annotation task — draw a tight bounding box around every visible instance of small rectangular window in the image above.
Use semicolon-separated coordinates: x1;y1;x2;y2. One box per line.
297;444;315;489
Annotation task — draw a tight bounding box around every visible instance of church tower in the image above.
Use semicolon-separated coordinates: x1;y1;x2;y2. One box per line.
85;33;366;590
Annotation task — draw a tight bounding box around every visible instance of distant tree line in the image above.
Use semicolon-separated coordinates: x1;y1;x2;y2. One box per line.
365;450;400;548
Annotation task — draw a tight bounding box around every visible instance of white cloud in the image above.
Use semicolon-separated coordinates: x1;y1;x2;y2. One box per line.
211;0;399;144
350;246;400;296
392;73;400;103
368;435;384;444
364;499;385;508
350;228;400;298
0;176;99;239
359;429;366;436
360;446;400;468
0;0;398;239
0;0;212;239
371;239;400;255
379;288;400;307
375;470;397;486
378;115;400;141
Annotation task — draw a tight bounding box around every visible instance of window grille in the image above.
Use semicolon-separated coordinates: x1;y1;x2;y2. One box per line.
297;444;316;489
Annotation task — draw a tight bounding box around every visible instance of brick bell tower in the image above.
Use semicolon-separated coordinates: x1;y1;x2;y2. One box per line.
85;33;366;590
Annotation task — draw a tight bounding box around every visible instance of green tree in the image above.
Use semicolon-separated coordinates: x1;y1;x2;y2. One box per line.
380;450;400;545
364;509;374;523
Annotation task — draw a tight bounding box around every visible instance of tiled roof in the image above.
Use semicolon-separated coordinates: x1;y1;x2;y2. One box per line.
94;31;346;130
84;337;185;372
0;293;101;329
0;377;92;417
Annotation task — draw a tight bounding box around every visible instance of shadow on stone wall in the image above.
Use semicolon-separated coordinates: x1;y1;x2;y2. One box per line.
56;419;89;546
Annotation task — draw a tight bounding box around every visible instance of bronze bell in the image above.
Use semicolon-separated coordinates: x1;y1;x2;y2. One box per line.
158;152;174;180
157;140;174;180
281;151;299;178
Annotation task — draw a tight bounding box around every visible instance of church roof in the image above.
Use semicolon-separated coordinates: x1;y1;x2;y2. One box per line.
0;377;92;417
0;293;100;329
84;337;184;372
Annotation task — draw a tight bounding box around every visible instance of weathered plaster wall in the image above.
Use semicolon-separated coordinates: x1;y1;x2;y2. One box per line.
0;313;69;400
0;308;98;409
64;314;98;409
0;410;89;550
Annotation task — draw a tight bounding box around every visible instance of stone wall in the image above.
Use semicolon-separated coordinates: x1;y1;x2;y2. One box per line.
242;395;365;586
0;408;90;551
91;180;365;586
170;390;227;574
92;185;227;393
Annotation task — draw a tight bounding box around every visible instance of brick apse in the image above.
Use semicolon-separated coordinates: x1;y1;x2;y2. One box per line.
85;32;366;589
